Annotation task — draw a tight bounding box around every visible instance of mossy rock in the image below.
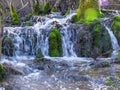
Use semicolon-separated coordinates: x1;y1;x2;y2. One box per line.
84;8;99;22
49;27;62;57
0;64;6;81
113;16;120;34
72;0;102;24
90;22;112;57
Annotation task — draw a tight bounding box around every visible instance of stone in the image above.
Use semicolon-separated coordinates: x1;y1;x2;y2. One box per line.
3;62;24;75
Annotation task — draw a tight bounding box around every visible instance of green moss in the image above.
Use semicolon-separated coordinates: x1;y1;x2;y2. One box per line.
112;16;120;37
0;64;6;81
73;0;102;24
11;5;20;25
84;8;98;22
92;24;101;46
72;15;78;23
49;27;62;57
44;2;51;14
36;48;43;58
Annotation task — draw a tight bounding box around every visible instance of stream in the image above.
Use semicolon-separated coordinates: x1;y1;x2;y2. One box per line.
1;11;120;90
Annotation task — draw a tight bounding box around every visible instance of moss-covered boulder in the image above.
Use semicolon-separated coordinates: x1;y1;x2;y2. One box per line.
112;16;120;44
69;21;112;57
49;27;62;57
72;0;102;24
91;22;112;57
0;64;6;81
2;36;14;56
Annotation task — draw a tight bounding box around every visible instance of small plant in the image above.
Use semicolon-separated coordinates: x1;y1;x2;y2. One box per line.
10;5;20;25
0;64;6;81
36;48;43;58
105;76;119;86
33;2;41;15
101;61;110;67
43;2;51;14
105;76;113;85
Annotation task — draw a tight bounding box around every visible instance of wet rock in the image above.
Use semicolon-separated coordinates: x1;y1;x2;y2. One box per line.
35;57;93;75
67;75;90;81
68;23;112;58
2;36;14;56
3;62;24;75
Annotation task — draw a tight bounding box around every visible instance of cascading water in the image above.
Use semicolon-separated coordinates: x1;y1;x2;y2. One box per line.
103;20;120;58
3;12;77;57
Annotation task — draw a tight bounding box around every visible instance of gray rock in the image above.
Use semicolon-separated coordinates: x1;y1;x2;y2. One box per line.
3;62;24;75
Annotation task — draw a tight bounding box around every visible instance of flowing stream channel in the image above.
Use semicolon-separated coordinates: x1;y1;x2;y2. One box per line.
1;11;120;90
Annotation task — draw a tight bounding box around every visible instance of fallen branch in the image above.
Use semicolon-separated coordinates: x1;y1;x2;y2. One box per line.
17;2;29;12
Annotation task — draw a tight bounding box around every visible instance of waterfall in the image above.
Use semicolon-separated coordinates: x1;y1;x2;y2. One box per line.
103;20;120;57
3;12;77;57
104;25;120;50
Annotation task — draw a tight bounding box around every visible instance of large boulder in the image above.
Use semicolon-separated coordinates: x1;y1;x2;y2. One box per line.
68;22;112;57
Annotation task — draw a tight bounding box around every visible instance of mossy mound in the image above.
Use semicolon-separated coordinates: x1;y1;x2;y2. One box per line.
84;8;99;22
72;0;102;24
49;27;62;57
0;64;6;81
